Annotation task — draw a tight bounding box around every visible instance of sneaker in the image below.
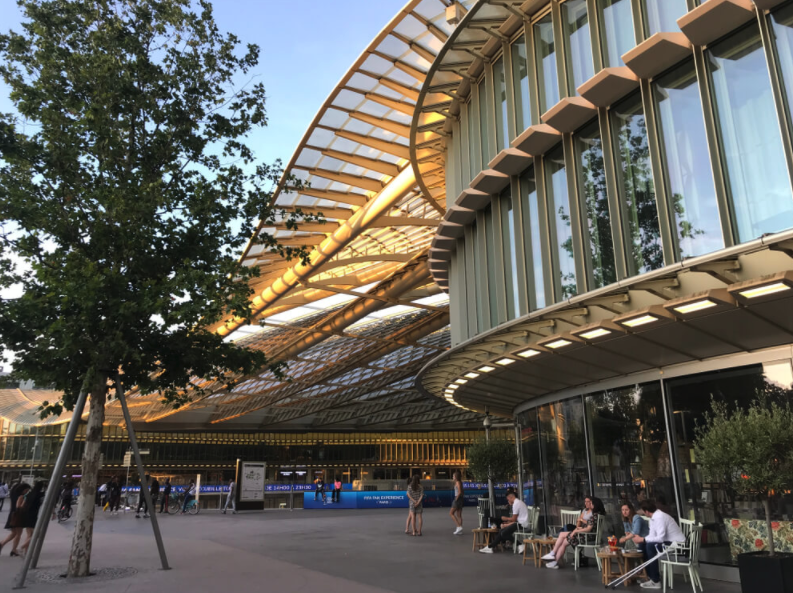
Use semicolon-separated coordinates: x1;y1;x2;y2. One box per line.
143;514;149;518
135;514;140;519
454;526;463;535
478;547;493;554
222;511;226;514
518;544;525;554
640;581;661;589
546;561;559;569
541;552;556;561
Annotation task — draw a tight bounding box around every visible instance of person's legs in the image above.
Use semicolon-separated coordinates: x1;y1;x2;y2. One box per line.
489;522;518;549
11;528;24;553
416;511;423;535
159;496;166;513
457;507;463;528
409;510;417;535
0;497;4;511
182;494;193;513
449;506;461;528
643;542;668;584
19;527;33;553
550;531;568;555
406;510;413;533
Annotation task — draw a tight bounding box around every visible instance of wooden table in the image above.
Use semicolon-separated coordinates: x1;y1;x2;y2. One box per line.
598;550;623;586
523;537;556;566
472;527;499;552
620;550;647;585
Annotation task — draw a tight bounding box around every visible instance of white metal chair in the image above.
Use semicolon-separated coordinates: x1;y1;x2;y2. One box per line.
513;506;540;553
477;497;490;528
662;523;704;593
574;513;605;571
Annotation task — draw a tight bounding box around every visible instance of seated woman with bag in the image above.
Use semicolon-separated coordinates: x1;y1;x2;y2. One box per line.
541;495;605;569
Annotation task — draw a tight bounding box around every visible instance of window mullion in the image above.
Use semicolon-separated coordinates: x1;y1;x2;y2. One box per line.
510;176;531;314
503;40;518;142
490;197;509;324
525;17;542;127
551;0;570;99
534;155;558;305
586;0;605;73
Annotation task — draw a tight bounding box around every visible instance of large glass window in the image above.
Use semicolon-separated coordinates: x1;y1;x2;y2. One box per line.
709;24;793;241
576;121;617;289
466;101;478;184
546;146;578;299
535;14;560;115
512;36;532;133
667;362;793;566
538;398;590;523
501;190;522;319
479;81;490;169
521;167;547;310
484;204;499;328
586;382;676;530
612;93;664;274
518;409;546;523
599;0;635;68
643;0;687;36
494;57;509;150
563;0;595;93
654;61;723;258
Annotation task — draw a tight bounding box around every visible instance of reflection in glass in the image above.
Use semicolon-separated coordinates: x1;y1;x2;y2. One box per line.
585;383;676;528
654;61;722;258
612;93;663;274
466;101;478;185
521;168;546;309
535;14;560;114
501;191;522;319
517;409;546;522
709;24;793;241
512;36;532;132
546;146;577;299
484;204;499;328
576;122;616;288
563;0;595;93
471;221;484;331
644;0;687;35
538;398;590;522
599;0;635;67
479;81;490;169
494;57;509;150
768;6;793;232
667;363;793;566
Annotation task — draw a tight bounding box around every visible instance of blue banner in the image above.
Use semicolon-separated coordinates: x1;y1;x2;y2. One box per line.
303;489;507;510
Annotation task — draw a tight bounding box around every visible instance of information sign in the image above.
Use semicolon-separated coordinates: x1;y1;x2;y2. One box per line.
240;462;266;501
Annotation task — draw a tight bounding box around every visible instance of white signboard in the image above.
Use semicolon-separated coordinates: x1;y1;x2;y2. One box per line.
240;462;266;501
123;453;132;467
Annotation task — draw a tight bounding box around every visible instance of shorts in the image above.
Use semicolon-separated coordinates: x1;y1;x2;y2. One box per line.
411;504;423;515
452;497;464;510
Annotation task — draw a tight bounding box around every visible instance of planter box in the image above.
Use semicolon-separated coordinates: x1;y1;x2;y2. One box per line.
738;552;793;593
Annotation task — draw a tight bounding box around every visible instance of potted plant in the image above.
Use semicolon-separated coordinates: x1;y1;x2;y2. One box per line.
467;438;518;525
694;397;793;593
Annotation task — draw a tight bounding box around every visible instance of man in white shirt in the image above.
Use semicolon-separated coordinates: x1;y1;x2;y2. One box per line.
632;500;686;589
479;489;530;554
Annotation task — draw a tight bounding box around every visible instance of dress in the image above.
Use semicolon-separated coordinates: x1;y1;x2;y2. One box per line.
3;489;24;530
407;485;424;514
21;489;44;529
566;510;597;548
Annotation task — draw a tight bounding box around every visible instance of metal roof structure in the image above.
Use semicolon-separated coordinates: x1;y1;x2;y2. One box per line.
2;0;481;431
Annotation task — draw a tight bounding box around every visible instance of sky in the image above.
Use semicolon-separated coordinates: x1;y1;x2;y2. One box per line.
0;0;408;371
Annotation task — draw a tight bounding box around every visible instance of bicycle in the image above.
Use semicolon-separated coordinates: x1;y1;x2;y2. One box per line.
56;501;73;522
168;492;199;515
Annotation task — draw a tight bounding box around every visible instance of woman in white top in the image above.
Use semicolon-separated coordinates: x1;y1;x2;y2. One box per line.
542;495;604;569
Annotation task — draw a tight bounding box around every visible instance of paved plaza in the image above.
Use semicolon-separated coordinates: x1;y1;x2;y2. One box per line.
0;507;741;593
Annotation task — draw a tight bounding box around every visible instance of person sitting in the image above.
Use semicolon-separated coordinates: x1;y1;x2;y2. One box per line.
620;502;649;551
541;495;605;569
631;500;686;589
478;489;529;554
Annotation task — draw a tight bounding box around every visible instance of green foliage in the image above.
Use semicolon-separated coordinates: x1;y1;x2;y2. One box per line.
466;438;518;483
0;0;321;413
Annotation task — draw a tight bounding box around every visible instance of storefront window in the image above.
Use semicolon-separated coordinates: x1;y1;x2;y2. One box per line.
511;36;532;132
599;0;635;68
546;145;577;299
494;56;509;150
611;92;663;274
563;0;595;93
643;0;687;36
667;362;793;566
576;121;616;289
535;14;560;114
518;409;546;523
654;61;723;258
521;167;547;310
501;190;522;319
538;397;590;524
585;382;676;532
709;24;793;241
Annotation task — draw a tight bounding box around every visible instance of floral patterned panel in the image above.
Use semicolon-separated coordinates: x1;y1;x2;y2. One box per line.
724;519;793;559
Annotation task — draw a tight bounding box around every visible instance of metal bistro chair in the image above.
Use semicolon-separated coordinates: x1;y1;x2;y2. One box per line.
662;523;704;593
513;505;540;554
477;498;490;528
574;513;605;571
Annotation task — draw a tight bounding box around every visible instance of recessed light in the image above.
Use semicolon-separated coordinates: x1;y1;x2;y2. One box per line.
495;357;515;366
579;328;611;340
477;365;496;373
546;339;572;349
464;372;480;379
455;378;468;384
517;348;541;358
447;384;459;390
673;299;717;315
739;282;791;299
622;315;658;328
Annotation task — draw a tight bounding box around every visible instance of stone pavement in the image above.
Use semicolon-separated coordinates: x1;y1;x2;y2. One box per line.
0;507;742;593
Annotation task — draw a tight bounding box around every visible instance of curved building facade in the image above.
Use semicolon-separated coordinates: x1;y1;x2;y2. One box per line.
416;0;793;577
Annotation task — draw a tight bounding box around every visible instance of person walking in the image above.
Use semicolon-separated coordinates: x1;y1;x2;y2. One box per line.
149;476;159;516
136;475;151;518
450;470;464;535
181;480;196;514
407;475;424;536
19;480;45;556
0;481;8;512
160;478;171;513
1;482;30;556
222;478;236;514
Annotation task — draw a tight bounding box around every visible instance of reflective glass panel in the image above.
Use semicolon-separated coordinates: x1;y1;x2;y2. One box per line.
563;0;595;93
479;81;490;169
576;122;616;288
501;190;522;319
546;146;577;299
484;204;499;328
612;93;664;274
517;409;546;523
535;14;560;114
466;101;478;184
494;57;509;150
512;36;532;132
644;0;687;35
654;61;723;258
709;24;793;241
599;0;635;67
521;167;547;309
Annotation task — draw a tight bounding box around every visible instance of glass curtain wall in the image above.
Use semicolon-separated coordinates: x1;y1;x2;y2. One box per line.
484;204;499;328
643;0;687;36
521;167;547;310
599;0;635;68
708;24;793;241
563;0;595;93
512;36;532;133
576;120;617;288
545;146;578;299
494;57;509;151
501;189;522;319
611;92;664;274
535;14;560;114
654;61;723;258
466;101;478;185
479;81;490;169
769;4;793;230
517;409;546;524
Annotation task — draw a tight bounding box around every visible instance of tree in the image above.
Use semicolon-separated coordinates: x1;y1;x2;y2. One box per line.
0;0;319;577
694;396;793;555
467;438;518;484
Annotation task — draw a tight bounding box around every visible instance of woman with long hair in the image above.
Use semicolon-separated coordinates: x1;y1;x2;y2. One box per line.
542;495;604;569
1;482;30;556
404;476;413;535
18;480;45;555
620;501;649;551
449;470;464;535
407;475;424;536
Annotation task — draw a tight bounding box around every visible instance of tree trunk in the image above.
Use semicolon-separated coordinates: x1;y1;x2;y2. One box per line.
763;497;776;556
67;373;107;577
